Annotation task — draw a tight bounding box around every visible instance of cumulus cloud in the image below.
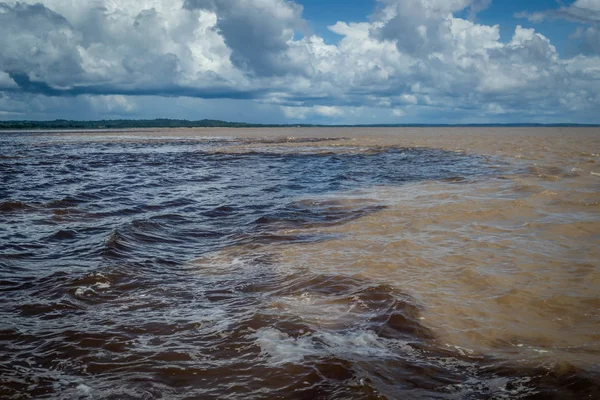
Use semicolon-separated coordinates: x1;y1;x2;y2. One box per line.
281;105;344;119
0;0;599;123
0;72;18;90
391;108;405;117
183;0;307;76
571;26;600;54
0;0;248;96
515;0;600;56
374;0;472;56
469;0;492;21
516;0;600;25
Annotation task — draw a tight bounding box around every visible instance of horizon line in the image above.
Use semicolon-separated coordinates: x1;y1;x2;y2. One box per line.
1;118;599;130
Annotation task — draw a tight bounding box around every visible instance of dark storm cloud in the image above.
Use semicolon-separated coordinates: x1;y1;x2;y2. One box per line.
183;0;308;76
0;2;85;88
5;71;266;100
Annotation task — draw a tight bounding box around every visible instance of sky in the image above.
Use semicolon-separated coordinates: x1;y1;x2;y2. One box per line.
0;0;599;124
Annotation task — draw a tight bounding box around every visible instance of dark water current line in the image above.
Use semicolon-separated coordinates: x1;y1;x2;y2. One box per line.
0;133;598;399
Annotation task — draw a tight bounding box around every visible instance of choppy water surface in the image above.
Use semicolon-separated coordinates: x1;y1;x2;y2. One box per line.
1;128;599;399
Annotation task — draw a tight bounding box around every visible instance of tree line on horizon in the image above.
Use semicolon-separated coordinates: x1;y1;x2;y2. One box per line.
0;119;596;130
0;119;286;130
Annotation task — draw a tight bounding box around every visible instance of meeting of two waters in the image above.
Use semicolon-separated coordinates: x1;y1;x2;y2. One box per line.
1;128;599;399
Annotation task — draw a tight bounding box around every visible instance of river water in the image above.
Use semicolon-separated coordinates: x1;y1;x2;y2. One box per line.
1;128;599;399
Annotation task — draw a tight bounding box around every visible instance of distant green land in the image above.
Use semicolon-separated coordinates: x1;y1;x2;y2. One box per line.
0;119;598;130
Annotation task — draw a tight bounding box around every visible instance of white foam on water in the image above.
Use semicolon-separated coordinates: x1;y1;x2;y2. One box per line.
446;344;476;356
442;376;538;399
253;327;417;366
254;328;316;365
75;286;91;296
272;293;359;329
74;281;111;297
76;383;93;396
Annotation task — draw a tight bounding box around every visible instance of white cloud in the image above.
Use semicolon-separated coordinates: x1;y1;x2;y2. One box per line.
486;103;505;114
0;71;17;89
399;94;418;105
0;0;599;123
571;26;600;55
391;108;405;117
183;0;308;76
88;95;137;113
280;105;344;119
0;0;244;93
469;0;492;21
516;0;600;24
281;105;308;119
314;105;343;117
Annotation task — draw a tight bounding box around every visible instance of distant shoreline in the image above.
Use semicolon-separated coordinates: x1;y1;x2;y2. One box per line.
1;119;599;131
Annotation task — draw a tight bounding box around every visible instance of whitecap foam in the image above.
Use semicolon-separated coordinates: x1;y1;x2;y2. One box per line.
76;383;93;396
74;281;111;297
253;327;417;366
254;328;316;364
442;376;537;399
272;293;359;329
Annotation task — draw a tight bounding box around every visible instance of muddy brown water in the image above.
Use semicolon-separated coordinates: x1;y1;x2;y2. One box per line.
1;128;599;399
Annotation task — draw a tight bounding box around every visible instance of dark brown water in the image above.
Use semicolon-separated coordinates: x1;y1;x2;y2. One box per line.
1;129;599;399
